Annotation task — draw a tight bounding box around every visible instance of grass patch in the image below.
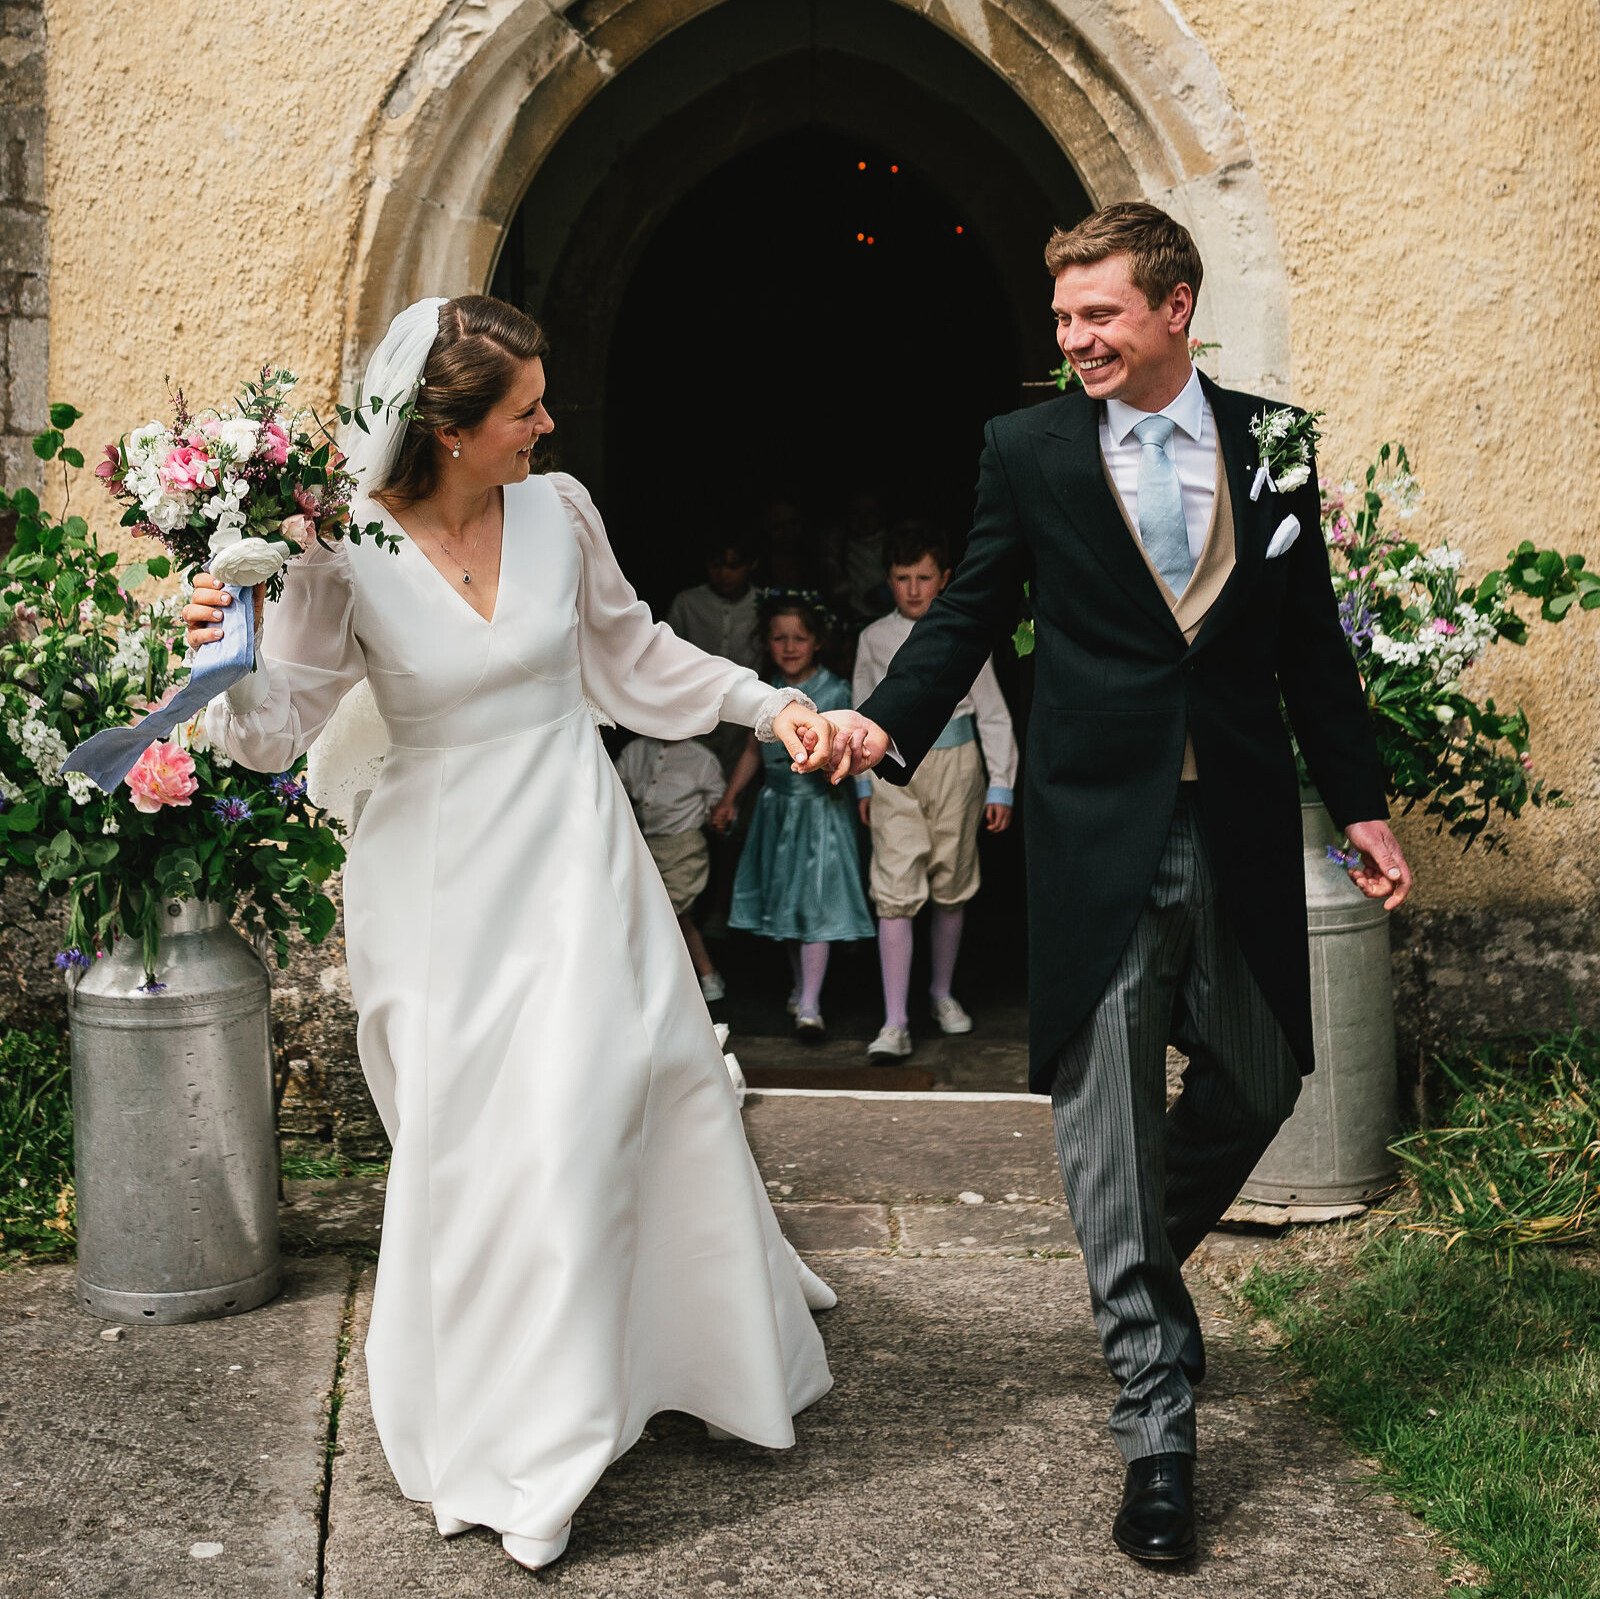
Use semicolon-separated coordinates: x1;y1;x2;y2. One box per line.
1239;1030;1600;1597
1395;1029;1599;1248
0;1028;76;1263
1241;1234;1600;1597
279;1148;389;1182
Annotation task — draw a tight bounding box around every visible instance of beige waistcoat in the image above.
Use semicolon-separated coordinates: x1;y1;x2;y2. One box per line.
1100;443;1234;780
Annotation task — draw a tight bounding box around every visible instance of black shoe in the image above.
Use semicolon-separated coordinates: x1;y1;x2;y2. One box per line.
1112;1453;1196;1565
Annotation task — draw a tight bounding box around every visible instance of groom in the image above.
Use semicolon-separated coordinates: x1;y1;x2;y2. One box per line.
827;204;1413;1564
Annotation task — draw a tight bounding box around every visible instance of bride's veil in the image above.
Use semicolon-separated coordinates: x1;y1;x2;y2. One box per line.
304;298;446;829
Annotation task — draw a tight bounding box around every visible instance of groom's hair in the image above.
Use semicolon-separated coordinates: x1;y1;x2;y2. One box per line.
1043;204;1202;327
383;295;551;505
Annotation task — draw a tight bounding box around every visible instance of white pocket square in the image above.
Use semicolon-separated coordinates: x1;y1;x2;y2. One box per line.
1265;514;1301;559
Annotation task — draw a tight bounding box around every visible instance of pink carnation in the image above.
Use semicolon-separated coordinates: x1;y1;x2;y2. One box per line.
127;742;198;814
260;421;291;465
157;443;215;494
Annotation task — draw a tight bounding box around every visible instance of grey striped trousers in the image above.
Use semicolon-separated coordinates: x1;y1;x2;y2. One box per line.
1050;790;1300;1462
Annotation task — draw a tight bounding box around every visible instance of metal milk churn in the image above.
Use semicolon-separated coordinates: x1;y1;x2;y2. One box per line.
69;898;282;1323
1240;795;1399;1206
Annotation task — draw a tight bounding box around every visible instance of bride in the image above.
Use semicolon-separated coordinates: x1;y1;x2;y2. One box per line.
185;295;837;1571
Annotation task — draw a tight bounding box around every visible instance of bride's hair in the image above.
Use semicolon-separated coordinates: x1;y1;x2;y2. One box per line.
379;294;551;505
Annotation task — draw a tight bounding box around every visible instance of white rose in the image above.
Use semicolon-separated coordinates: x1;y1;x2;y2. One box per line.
126;422;168;463
209;536;289;587
1275;463;1311;493
213;418;260;462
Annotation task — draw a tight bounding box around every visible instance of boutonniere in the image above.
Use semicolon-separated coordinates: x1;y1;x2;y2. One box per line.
1248;406;1324;501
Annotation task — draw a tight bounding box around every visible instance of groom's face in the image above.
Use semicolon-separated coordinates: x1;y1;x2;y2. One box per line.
1052;254;1193;411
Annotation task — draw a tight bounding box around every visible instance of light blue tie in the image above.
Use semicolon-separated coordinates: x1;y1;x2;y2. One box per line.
1131;414;1193;596
61;584;257;792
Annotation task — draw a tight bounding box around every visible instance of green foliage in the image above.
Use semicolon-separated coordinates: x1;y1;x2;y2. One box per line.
1393;1031;1600;1249
0;1028;75;1261
0;411;347;977
1240;1231;1600;1599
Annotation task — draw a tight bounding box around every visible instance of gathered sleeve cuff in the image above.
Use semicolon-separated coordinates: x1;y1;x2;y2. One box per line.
203;538;365;773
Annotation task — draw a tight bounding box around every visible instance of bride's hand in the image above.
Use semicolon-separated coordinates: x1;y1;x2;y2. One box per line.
772;702;833;773
181;573;263;652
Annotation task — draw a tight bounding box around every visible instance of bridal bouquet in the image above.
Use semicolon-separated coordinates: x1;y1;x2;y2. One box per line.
94;367;402;596
1321;442;1598;849
1;414;346;974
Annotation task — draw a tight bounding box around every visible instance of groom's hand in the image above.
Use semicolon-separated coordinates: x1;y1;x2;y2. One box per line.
1343;819;1413;910
822;710;891;784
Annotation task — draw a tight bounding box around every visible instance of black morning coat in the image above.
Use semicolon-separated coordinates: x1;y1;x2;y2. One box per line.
858;373;1390;1093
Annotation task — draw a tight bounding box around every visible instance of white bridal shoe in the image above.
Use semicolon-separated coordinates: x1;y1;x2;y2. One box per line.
434;1510;474;1537
502;1522;573;1572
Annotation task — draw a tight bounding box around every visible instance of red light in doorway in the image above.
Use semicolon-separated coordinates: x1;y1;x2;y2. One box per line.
955;225;965;235
856;232;865;242
866;236;876;246
890;164;900;174
857;161;867;171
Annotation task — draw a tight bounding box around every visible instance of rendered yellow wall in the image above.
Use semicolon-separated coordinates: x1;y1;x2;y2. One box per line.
43;0;1600;910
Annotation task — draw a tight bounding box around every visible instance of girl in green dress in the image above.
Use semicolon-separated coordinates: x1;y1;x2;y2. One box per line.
712;595;874;1040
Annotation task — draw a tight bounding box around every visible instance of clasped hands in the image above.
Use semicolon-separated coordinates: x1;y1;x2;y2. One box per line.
769;707;893;781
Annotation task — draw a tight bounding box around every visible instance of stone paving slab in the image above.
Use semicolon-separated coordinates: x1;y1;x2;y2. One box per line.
324;1255;1447;1599
769;1201;892;1252
896;1201;1079;1256
742;1092;1061;1204
0;1255;350;1598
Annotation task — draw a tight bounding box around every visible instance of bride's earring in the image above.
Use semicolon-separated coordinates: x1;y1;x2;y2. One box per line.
451;445;460;458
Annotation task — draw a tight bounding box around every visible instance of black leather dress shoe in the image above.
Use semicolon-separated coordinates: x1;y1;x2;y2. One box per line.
1112;1452;1196;1564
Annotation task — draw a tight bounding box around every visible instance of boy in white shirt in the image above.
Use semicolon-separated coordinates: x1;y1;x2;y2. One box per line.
613;735;729;1002
852;525;1018;1061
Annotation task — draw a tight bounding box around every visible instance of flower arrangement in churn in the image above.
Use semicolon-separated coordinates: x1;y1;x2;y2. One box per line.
1;412;346;977
94;368;402;594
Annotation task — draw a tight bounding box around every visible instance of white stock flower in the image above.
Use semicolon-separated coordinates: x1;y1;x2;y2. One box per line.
126;422;169;463
63;770;95;805
209;537;287;587
5;711;71;785
0;771;22;806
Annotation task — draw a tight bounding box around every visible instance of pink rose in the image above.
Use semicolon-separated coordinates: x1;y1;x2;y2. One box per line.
127;742;198;814
260;421;291;465
157;444;215;494
278;513;315;548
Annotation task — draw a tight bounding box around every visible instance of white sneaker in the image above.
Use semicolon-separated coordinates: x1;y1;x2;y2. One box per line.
866;1024;913;1062
502;1521;572;1572
699;971;726;1002
794;1012;826;1043
931;995;973;1034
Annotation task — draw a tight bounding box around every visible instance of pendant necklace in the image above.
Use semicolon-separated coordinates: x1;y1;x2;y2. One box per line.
437;517;486;586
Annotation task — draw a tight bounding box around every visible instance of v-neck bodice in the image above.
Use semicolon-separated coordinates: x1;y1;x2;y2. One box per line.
347;475;584;750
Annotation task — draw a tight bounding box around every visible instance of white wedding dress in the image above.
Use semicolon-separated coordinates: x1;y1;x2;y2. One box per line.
206;471;833;1540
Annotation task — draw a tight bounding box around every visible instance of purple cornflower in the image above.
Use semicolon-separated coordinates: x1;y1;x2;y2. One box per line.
212;795;253;825
1338;591;1375;652
138;978;168;994
1326;844;1363;870
269;773;308;804
53;948;91;971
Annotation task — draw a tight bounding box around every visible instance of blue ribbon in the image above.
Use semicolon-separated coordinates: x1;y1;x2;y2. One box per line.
61;584;257;792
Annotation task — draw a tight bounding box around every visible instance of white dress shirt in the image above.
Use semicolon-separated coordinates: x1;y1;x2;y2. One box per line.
613;736;725;838
1099;364;1217;564
664;584;764;673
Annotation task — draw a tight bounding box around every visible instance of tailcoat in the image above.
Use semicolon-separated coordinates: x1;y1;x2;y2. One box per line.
858;375;1388;1091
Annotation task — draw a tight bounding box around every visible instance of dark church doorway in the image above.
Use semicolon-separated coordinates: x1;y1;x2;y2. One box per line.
490;4;1092;1070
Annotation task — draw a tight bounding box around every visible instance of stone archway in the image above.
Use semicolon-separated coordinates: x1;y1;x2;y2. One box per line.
343;0;1290;397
